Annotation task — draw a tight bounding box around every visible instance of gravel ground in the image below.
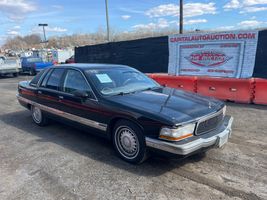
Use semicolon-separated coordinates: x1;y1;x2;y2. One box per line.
0;75;266;200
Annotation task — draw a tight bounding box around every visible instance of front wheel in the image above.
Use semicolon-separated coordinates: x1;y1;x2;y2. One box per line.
113;120;148;164
31;105;48;126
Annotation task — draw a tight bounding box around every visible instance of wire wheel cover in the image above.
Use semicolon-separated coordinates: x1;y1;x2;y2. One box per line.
115;126;140;159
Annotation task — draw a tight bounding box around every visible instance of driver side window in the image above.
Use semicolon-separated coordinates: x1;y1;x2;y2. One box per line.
63;69;92;94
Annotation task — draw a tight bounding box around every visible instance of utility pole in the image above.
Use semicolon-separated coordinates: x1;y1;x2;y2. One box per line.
105;0;110;42
38;24;48;62
179;0;183;34
38;24;48;42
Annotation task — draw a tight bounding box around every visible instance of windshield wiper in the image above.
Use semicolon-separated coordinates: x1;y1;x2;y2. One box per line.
114;86;161;96
115;91;135;96
139;86;162;92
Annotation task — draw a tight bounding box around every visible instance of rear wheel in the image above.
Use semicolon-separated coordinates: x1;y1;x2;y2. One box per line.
29;69;36;76
13;72;18;77
31;105;48;126
113;120;148;164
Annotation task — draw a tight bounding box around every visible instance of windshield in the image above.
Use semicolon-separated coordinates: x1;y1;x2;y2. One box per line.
28;58;42;63
85;67;160;96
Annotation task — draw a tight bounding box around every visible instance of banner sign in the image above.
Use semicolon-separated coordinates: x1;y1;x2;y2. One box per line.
168;31;259;78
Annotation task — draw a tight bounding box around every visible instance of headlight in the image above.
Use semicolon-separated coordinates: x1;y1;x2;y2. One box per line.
159;123;196;141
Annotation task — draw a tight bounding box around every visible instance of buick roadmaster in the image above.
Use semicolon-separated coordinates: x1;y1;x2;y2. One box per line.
17;64;233;164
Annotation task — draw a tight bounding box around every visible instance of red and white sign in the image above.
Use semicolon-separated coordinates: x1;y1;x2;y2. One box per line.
168;31;258;78
185;50;233;67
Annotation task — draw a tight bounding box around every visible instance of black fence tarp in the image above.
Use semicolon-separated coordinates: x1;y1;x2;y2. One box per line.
75;30;267;78
75;36;169;73
253;30;267;78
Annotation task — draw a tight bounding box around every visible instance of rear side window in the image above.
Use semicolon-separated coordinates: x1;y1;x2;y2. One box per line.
30;69;47;87
40;69;52;87
63;70;91;94
45;68;65;90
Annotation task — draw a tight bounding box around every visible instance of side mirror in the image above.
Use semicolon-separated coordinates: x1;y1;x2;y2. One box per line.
73;90;89;99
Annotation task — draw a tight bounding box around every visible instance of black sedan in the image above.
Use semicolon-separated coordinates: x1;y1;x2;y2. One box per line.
17;64;233;164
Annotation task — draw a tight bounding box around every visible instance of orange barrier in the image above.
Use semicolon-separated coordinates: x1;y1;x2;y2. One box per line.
148;74;197;92
148;74;267;105
253;78;267;105
196;77;255;103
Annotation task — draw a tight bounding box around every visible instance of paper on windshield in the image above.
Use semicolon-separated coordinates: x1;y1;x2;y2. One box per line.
96;74;113;83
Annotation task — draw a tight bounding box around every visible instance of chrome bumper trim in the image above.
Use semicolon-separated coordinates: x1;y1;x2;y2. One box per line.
17;95;107;132
146;116;233;156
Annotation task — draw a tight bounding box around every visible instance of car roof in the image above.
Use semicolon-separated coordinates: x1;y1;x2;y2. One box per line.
54;63;131;70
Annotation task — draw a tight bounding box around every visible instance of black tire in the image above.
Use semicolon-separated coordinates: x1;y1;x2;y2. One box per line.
29;69;36;76
112;120;148;164
13;72;18;77
31;105;48;126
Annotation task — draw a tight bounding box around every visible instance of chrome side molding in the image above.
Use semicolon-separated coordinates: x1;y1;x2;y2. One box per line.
17;95;107;132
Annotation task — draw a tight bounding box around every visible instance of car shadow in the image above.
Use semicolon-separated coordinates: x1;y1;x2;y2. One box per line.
0;110;206;177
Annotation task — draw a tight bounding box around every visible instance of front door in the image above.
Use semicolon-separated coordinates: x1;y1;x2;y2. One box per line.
58;69;107;132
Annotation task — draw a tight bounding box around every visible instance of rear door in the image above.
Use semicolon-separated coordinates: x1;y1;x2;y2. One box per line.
34;58;46;72
37;68;65;109
21;58;28;71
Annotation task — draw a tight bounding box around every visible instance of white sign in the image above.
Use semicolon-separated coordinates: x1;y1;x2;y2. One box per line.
168;30;259;78
96;74;113;83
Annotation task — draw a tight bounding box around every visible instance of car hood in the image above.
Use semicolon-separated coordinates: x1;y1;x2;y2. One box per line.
108;87;224;125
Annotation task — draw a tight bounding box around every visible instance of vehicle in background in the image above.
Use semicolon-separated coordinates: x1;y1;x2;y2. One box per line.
8;51;16;57
0;56;5;63
21;57;53;75
65;55;75;64
32;49;48;62
52;49;74;64
0;56;21;77
20;51;33;58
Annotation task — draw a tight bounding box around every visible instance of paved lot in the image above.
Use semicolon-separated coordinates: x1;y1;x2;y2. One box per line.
0;75;266;200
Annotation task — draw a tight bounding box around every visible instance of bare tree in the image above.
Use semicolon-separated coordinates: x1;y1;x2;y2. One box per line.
1;27;182;50
3;34;42;50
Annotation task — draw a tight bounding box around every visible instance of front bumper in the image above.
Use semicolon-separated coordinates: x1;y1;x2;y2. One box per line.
146;115;233;156
0;68;21;75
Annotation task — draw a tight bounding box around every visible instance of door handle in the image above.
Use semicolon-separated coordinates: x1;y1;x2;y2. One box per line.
58;96;64;100
37;90;42;94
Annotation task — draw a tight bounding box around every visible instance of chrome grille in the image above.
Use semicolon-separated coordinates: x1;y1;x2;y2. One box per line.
196;111;224;135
